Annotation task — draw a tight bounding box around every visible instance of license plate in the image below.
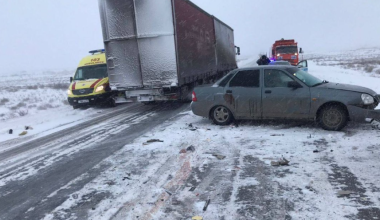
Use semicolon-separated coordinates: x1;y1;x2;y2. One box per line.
78;99;89;103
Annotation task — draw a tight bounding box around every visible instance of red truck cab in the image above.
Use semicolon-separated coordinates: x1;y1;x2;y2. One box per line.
271;39;299;65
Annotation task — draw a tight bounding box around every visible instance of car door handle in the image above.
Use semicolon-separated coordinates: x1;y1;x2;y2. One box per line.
226;90;232;94
265;90;272;94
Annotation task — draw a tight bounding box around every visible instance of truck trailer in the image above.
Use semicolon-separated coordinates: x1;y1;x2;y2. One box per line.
98;0;239;103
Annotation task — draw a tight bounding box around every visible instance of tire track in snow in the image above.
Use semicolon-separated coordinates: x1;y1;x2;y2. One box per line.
0;103;188;220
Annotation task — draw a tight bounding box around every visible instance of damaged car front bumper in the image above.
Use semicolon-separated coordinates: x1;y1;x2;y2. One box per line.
347;105;380;122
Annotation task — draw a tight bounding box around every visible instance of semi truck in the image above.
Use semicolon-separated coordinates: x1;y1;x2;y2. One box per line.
271;39;299;66
98;0;240;103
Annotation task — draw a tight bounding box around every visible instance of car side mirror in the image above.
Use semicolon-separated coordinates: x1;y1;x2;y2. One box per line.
70;77;73;82
288;81;302;89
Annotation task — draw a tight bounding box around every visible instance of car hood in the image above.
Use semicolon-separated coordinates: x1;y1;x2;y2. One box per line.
317;82;376;95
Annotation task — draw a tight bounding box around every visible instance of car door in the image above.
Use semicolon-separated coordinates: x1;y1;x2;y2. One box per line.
224;69;261;119
262;68;311;119
297;60;308;72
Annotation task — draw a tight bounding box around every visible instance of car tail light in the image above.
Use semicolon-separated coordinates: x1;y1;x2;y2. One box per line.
192;91;197;102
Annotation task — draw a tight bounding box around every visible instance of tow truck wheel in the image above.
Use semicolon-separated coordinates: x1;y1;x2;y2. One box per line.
317;105;348;131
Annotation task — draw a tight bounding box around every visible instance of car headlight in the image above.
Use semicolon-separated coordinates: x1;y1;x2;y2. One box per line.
95;85;105;93
361;94;374;105
67;89;73;95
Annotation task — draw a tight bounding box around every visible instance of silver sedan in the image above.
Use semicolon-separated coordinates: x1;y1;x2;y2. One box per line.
191;66;380;131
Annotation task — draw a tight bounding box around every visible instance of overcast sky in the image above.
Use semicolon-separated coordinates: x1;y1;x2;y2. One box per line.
1;0;379;73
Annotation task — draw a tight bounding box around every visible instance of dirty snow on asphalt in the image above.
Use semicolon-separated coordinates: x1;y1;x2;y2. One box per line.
42;59;380;220
42;110;380;220
2;51;380;219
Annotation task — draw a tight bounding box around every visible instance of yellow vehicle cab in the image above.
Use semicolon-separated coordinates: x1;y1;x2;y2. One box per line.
67;49;114;109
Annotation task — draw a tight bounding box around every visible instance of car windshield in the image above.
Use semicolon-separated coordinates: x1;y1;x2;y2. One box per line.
286;67;323;87
73;64;107;80
276;46;297;54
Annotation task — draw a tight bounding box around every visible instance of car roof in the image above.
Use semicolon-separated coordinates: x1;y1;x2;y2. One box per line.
237;65;297;71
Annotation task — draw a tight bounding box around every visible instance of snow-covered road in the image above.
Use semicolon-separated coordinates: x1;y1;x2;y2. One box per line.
0;60;379;220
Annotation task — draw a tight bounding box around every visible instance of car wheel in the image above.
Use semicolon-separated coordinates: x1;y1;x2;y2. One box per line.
318;105;348;131
212;106;233;125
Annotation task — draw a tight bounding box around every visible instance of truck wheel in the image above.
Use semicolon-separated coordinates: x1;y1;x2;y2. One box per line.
108;98;117;107
73;105;79;110
211;106;233;125
317;105;348;131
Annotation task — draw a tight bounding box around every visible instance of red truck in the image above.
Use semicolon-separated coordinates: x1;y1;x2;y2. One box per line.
271;39;299;65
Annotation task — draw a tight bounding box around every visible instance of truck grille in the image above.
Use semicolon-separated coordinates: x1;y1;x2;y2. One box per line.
72;88;94;95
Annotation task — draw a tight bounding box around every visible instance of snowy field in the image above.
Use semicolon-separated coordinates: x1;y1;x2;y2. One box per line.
0;69;106;144
305;47;380;77
1;49;380;219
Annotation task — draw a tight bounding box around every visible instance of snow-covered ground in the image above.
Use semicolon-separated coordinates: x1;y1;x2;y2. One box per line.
0;70;106;144
305;47;380;77
1;49;380;219
40;53;380;219
42;111;380;219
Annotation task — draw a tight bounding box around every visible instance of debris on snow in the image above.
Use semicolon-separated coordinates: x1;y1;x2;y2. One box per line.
313;150;320;153
270;134;284;136
189;186;196;191
72;194;78;199
165;189;173;196
122;177;131;181
203;199;211;211
192;216;203;220
212;154;226;160
25;126;33;130
203;197;211;211
271;157;290;166
19;131;27;136
179;149;187;154
171;196;180;205
147;139;163;143
186;145;195;152
337;190;354;196
8;129;12;134
143;139;164;145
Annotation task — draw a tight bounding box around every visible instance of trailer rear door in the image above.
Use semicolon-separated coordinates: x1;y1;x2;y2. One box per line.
99;0;178;90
